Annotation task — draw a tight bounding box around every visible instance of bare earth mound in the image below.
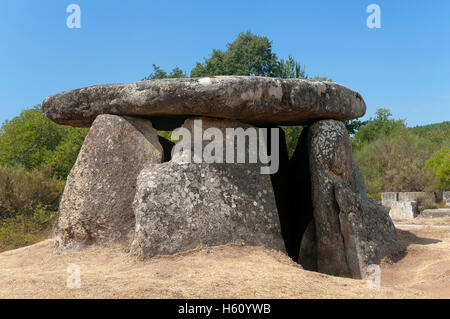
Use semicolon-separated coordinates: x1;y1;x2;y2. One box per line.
2;219;448;299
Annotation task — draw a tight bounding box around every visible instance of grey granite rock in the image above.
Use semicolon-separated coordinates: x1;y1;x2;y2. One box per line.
335;184;398;279
52;115;163;250
130;162;285;259
42;76;366;128
308;119;397;278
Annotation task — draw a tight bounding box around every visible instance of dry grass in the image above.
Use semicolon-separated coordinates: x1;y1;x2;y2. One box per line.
381;217;450;298
0;238;436;299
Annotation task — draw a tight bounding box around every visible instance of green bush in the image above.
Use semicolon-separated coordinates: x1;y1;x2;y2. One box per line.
0;166;65;219
0;207;57;253
425;146;450;190
354;129;434;194
0;106;88;180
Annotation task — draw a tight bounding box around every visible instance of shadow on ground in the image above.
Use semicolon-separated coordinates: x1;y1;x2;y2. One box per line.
386;228;442;263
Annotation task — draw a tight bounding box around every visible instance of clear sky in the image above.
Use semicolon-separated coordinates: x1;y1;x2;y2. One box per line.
1;0;449;127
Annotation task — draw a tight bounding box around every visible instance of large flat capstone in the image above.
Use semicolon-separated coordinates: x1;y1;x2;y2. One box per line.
42;76;366;128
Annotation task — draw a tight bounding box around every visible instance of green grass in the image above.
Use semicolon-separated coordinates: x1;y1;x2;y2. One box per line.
0;208;57;253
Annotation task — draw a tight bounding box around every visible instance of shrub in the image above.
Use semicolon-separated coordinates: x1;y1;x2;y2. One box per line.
0;207;57;253
0;107;88;180
415;195;438;213
354;129;434;194
425;146;450;191
0;166;65;219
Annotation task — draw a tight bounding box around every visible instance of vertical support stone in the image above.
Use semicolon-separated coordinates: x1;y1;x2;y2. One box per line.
53;115;163;250
308;120;352;277
307;119;397;279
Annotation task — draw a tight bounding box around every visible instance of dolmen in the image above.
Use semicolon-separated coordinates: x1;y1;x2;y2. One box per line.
43;76;397;279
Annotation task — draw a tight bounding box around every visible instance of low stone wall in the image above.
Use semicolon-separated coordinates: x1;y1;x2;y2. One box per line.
381;192;444;207
382;191;449;220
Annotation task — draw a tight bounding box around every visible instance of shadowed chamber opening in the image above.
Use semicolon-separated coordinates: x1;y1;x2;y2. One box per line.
157;124;314;263
269;126;314;262
157;133;175;162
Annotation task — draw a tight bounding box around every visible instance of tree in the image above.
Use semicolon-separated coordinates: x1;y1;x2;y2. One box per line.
0;107;88;179
143;31;337;156
190;31;279;77
0;107;65;170
143;64;187;80
168;66;187;78
425;146;450;191
278;55;306;79
352;108;406;150
44;127;88;179
354;130;434;195
345;119;367;136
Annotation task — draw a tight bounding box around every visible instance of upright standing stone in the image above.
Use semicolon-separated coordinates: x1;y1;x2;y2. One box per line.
53;115;163;250
308;120;353;277
130;117;285;259
308;119;397;278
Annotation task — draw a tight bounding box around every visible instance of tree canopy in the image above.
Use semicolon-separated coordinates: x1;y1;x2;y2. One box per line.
0;107;88;179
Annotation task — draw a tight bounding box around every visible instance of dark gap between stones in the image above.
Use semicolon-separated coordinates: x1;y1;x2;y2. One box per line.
157;135;175;163
269;126;314;262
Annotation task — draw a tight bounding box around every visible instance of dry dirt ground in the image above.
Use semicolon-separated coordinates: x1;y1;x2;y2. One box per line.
0;217;448;299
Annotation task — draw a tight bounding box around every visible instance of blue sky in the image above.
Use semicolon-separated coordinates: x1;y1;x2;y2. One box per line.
1;0;449;127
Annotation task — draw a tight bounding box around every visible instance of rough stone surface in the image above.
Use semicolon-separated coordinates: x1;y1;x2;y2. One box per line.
298;221;317;271
53;115;163;250
308;120;353;277
308;119;397;278
171;117;259;164
422;208;450;218
389;202;419;220
130;117;285;259
42;76;366;128
335;184;398;279
130;162;285;259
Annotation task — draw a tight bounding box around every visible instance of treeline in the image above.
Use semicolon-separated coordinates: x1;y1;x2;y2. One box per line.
0;106;87;251
352;109;449;199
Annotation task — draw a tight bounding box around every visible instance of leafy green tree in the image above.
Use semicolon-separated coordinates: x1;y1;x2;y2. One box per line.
168;66;187;78
143;64;187;80
425;146;450;190
44;127;89;179
190;31;279;77
281;126;303;158
0;107;64;170
352;108;406;150
354;130;434;195
143;64;168;80
345;119;367;136
0;107;88;179
278;55;306;79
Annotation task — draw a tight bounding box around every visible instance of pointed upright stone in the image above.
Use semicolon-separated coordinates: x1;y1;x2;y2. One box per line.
53;115;163;250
